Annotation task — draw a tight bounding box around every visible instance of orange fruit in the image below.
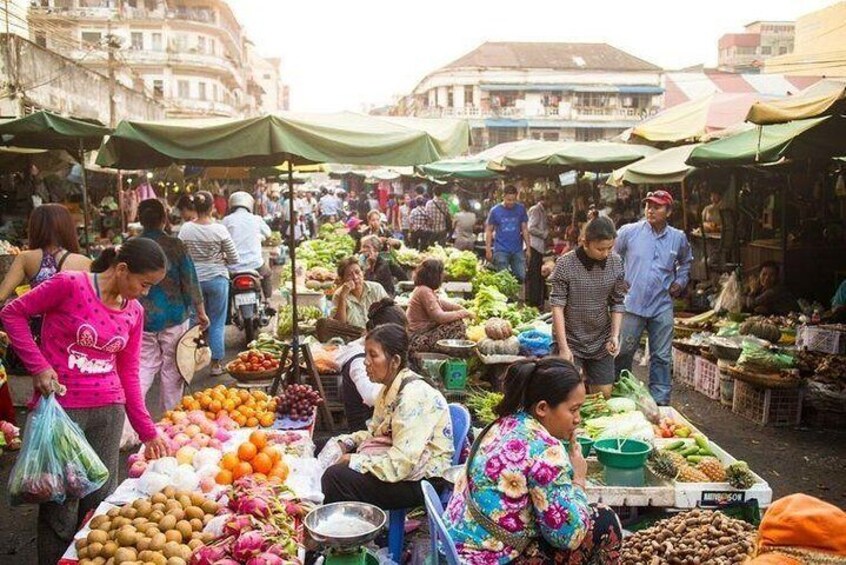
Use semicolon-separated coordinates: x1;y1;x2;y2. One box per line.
222;399;235;412
209;400;222;413
261;446;281;463
233;461;253;480
258;413;275;427
205;411;216;421
252;452;272;474
220;452;239;471
252;473;268;482
238;390;251;403
235;414;247;427
268;464;288;482
254;391;268;401
238;442;257;461
249;430;267;449
238;405;250;416
215;469;233;485
246;417;259;428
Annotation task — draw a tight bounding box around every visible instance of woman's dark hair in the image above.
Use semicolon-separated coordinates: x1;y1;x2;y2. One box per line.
366;298;407;330
365;323;408;369
175;194;195;212
138;199;167;230
367;210;381;222
91;237;167;274
193;191;214;215
336;256;360;280
582;215;617;243
414;258;444;290
27;203;80;254
495;358;583;417
459;199;471;212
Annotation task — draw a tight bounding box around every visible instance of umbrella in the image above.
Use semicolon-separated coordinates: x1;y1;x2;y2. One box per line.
95;111;470;386
609;144;701;186
0;111;112;252
488;141;659;174
746;79;846;125
686;115;846;167
626;93;768;144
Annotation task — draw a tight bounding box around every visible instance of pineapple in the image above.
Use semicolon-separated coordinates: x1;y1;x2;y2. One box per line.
677;464;710;483
726;461;756;489
663;450;687;468
649;451;680;480
696;457;727;482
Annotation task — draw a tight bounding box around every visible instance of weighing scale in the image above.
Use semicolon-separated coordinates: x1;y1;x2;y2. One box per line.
306;502;386;565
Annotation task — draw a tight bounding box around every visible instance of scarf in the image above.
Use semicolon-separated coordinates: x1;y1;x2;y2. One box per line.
576;246;607;271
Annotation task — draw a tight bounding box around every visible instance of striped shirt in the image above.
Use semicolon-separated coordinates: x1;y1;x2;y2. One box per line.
549;249;627;359
178;221;239;282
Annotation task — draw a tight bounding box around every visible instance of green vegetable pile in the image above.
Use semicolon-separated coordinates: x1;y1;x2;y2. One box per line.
580;392;612;420
298;224;355;271
466;389;503;425
445;250;479;281
276;305;323;338
469;285;539;328
391;245;422;268
472;269;520;300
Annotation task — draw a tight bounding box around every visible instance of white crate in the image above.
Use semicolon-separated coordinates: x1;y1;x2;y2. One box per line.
796;324;846;355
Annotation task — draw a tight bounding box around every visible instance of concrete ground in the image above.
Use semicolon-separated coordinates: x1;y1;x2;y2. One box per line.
1;325;844;561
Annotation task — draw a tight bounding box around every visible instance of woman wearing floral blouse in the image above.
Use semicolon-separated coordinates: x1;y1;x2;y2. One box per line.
444;358;622;564
321;323;454;510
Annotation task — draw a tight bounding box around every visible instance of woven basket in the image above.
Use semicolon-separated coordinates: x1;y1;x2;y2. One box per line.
226;359;290;383
673;325;696;339
726;365;801;389
316;318;364;343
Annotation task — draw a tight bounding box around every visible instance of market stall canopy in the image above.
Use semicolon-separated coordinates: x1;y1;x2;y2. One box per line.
0;110;111;152
686;115;846;167
0;146;76;173
746;79;846;125
416;139;545;180
609;144;701;186
96;112;471;169
626;93;766;144
488;141;659;174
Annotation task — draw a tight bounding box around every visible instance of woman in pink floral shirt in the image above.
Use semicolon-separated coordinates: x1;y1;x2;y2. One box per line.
444;358;622;564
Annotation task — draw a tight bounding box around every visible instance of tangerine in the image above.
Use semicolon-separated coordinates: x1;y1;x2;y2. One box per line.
233;461;253;480
261;446;281;463
252;452;273;474
238;442;257;461
215;469;233;485
209;400;222;413
252;472;268;482
258;413;275;427
246;417;259;428
268;463;288;482
220;453;239;471
249;430;267;449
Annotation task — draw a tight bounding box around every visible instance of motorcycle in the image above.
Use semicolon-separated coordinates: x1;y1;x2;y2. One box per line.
228;270;271;345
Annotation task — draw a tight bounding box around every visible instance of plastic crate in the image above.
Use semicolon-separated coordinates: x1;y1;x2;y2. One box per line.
694;356;720;400
732;379;803;426
672;348;695;386
319;373;342;404
796;325;846;355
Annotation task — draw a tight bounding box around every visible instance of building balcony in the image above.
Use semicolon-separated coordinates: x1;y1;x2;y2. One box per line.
165;49;242;83
166;98;239;118
415;105;656;122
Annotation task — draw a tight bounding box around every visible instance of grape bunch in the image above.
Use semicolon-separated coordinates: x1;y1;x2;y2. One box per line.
275;384;323;421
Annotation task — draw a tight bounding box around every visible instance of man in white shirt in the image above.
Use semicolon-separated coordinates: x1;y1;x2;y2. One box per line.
526;197;549;308
222;191;273;299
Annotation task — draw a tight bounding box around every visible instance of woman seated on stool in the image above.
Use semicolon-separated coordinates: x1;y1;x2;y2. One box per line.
360;235;406;298
321;323;454;510
407;258;473;359
332;257;388;330
444;358;622;564
336;298;408;432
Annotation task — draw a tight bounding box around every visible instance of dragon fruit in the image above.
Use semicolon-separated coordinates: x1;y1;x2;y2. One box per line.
246;553;286;565
231;531;267;562
189;543;227;565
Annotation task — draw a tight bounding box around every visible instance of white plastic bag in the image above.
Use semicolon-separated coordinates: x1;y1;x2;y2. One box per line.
316;439;342;472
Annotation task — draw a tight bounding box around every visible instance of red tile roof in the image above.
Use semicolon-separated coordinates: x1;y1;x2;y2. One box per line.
442;42;661;72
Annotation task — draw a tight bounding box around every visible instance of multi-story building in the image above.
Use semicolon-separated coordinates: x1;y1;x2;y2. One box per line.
246;41;289;114
396;42;664;151
26;0;288;120
764;3;846;77
718;21;795;73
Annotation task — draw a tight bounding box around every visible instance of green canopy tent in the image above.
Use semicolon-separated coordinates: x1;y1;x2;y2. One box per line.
96;111;470;392
0;111;112;252
488;141;659;174
415;139;546;180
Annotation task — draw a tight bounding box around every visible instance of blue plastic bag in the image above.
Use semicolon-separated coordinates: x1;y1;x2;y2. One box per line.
8;394;109;506
518;330;553;357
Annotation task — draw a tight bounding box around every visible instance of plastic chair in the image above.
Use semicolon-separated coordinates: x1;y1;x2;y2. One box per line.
422;480;460;565
387;403;471;563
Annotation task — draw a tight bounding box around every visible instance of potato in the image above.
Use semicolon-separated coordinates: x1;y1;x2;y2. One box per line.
151;503;166;513
76;538;89;551
166;508;185;522
187;539;203;551
175;520;193;541
188;518;203;532
91;515;110;530
151;492;168;505
92;558;107;565
134;500;153;516
88;530;109;545
199;500;219;515
102;541;118;559
149;533;167;552
162;541;182;559
107;508;121;519
162;486;176;499
96;521;112;533
105;559;115;565
88;542;104;558
200;532;214;543
112;517;131;529
138;550;154;562
158;515;177;532
78;559;93;565
202;515;212;526
113;547;137;564
149;510;164;523
178;545;192;561
184;506;204;521
164;500;181;512
78;547;90;560
166;558;187;565
116;529;138;548
151;554;168;565
119;506;138;520
164;529;182;544
136;537;151;552
189;492;205;507
177;495;193;510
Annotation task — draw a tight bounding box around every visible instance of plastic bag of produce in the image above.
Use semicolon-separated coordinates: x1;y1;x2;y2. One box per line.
518;330;552;357
8;394;108;505
737;341;794;372
612;370;660;424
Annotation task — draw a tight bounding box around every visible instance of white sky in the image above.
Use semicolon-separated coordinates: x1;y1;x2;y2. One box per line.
227;0;836;112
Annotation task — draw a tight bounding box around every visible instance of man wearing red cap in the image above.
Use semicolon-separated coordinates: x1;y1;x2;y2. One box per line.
614;190;693;405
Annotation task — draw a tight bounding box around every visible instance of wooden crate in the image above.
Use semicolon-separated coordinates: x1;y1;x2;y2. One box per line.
732;379;803;426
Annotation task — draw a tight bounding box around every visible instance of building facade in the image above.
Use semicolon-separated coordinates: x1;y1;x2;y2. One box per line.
718;21;795;73
764;3;846;77
396;42;664;151
27;0;288;120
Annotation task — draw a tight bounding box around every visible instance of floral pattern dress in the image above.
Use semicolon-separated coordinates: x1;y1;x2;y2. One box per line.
444;412;596;564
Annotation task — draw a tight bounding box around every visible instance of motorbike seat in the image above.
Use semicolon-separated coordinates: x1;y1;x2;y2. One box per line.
231;270;261;278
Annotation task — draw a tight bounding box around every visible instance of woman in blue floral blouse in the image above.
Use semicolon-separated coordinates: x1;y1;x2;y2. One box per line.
444;358;622;564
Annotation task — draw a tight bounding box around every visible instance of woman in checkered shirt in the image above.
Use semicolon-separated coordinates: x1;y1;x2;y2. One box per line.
549;216;627;398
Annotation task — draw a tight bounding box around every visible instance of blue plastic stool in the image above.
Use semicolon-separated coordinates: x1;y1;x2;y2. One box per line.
422;480;460;564
387;403;470;563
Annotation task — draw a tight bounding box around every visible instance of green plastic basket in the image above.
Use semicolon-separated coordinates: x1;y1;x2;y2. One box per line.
563;436;594;458
593;438;652;469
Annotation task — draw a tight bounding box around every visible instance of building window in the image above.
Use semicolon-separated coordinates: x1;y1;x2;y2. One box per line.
447;89;454;108
464;86;473;106
209;38;215;55
130;32;143;50
761;46;772;55
177;80;190;99
35;32;47;48
81;32;102;47
576;128;605;142
151;33;162;51
197;36;205;53
779;47;788;55
198;82;207;101
152;79;164;98
213;83;218;101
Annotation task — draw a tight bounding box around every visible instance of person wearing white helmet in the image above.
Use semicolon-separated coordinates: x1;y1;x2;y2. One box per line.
222;191;274;299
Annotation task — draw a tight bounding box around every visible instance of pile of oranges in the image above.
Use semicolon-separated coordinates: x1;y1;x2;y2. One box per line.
215;430;289;485
180;385;277;428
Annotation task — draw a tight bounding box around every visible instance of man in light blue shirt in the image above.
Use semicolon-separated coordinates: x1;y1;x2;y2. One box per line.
319;188;343;222
614;190;693;405
222;191;273;299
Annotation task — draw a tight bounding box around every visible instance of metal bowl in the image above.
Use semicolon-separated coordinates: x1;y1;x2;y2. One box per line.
436;339;477;357
304;502;387;551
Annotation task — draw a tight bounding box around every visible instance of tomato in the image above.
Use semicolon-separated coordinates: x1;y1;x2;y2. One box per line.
238;352;250;361
262;360;273;369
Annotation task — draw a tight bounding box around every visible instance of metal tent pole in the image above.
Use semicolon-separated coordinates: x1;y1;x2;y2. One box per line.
78;140;92;255
287;161;300;382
